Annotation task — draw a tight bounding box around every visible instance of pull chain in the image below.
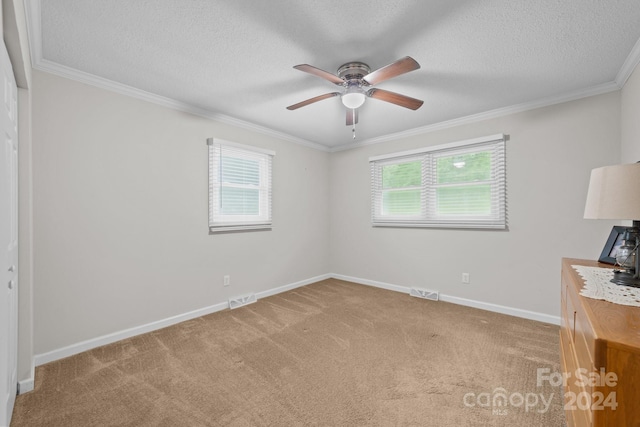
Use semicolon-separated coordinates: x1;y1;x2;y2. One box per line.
352;109;356;139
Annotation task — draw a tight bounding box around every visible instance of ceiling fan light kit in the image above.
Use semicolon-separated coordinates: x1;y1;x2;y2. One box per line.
287;56;423;138
341;85;366;109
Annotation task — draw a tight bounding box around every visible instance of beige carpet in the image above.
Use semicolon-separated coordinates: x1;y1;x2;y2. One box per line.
11;279;565;426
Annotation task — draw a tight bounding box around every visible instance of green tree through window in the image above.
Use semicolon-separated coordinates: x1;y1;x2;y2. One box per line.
381;161;422;215
370;136;506;229
435;152;492;215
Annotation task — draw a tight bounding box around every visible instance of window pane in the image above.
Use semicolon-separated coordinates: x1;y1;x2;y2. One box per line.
383;189;421;215
220;187;259;215
382;161;421;189
370;137;505;228
437;151;491;184
221;156;260;185
436;185;491;215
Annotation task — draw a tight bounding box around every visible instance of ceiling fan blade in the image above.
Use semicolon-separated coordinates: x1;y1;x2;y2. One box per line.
363;56;420;86
346;109;358;126
367;88;423;110
293;64;344;85
286;92;340;110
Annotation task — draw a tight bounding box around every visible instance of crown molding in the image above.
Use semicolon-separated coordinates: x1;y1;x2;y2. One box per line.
24;0;41;68
24;0;639;154
209;113;329;152
616;36;640;87
23;0;329;153
32;59;329;152
330;80;620;152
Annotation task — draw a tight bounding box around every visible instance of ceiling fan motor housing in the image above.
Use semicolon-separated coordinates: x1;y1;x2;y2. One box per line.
337;62;371;85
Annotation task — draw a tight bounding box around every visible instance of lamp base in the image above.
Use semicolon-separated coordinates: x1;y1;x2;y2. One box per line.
610;270;640;288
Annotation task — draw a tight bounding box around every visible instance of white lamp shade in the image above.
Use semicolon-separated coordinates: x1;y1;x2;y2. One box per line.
584;163;640;220
341;92;366;109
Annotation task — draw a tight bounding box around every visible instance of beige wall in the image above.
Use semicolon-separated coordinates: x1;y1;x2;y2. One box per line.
329;92;621;317
32;70;330;355
621;63;640;162
27;63;637;364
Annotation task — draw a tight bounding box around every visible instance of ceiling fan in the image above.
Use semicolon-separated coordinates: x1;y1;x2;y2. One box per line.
287;56;424;134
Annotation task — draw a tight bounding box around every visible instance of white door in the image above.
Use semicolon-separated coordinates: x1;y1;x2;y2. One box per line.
0;39;18;427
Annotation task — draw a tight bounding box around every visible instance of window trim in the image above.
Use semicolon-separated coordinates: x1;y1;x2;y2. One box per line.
370;134;506;230
208;138;275;233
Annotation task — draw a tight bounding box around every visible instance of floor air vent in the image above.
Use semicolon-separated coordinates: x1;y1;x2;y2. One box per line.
410;288;439;301
228;293;257;309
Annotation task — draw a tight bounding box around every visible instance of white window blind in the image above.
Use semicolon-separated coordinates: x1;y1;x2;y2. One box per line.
208;138;274;232
370;134;506;229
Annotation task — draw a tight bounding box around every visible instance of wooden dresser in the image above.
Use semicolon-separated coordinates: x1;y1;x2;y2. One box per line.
560;258;640;427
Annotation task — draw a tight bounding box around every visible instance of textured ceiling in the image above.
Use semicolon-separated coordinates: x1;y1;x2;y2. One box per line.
28;0;640;149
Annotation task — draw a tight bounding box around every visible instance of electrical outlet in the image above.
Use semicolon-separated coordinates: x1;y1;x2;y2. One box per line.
223;275;230;287
462;273;470;284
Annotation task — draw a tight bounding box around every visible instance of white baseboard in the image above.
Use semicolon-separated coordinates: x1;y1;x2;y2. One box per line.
255;274;331;299
34;300;229;366
18;378;34;394
34;271;559;367
438;294;560;325
34;273;332;367
331;273;411;294
330;273;561;326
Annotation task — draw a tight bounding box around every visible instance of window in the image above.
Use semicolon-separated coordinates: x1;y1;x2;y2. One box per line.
208;138;274;232
370;134;506;229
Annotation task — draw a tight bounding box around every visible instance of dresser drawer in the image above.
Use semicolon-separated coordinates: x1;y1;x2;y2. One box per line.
560;328;592;427
564;281;576;340
567;283;597;368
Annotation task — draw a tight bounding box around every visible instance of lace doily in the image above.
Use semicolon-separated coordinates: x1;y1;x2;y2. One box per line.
571;265;640;307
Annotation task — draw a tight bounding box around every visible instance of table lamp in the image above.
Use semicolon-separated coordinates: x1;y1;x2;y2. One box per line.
584;162;640;287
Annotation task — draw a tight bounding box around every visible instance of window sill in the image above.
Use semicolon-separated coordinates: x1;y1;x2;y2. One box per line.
209;224;272;234
372;222;506;230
